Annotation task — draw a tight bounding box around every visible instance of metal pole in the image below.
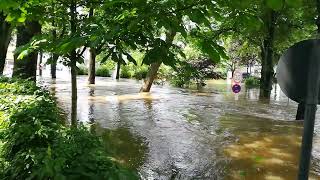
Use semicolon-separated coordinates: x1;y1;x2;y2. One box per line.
298;104;317;179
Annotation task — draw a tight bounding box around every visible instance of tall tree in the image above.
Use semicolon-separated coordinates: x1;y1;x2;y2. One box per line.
140;30;176;92
259;9;278;98
13;21;41;81
138;0;226;92
88;6;96;84
0;11;12;75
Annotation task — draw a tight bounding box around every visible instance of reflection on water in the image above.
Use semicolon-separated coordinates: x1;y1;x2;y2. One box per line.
220;114;318;180
94;125;148;170
39;75;320;179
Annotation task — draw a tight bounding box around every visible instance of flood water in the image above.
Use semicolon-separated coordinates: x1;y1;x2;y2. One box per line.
38;73;320;180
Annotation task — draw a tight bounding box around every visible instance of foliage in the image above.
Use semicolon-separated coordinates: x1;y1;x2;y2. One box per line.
169;62;202;88
120;66;132;79
132;67;148;80
77;64;88;75
245;76;261;88
96;65;111;77
0;78;137;179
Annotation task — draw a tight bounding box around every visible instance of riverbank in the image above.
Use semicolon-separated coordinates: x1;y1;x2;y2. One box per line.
0;77;137;179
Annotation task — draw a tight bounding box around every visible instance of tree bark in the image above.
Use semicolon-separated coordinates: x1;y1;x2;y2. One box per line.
71;51;78;126
259;10;277;98
116;61;120;80
51;54;58;78
51;18;58;79
0;12;12;75
13;21;41;81
140;30;176;92
88;48;96;84
87;7;96;84
70;0;77;126
39;51;43;76
140;62;162;92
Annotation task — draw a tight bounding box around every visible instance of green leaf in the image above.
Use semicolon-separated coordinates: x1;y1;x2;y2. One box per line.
285;0;302;7
100;53;112;64
201;41;221;62
266;0;284;11
124;53;137;65
17;49;32;60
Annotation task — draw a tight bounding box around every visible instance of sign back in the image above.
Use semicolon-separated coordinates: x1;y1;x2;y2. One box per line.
277;39;320;104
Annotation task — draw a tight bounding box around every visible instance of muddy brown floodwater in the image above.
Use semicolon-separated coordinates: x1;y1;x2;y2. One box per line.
38;74;320;180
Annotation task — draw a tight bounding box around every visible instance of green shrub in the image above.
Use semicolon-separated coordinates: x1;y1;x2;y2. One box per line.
132;67;148;80
120;66;132;78
96;65;111;77
77;64;88;75
169;63;203;88
245;76;260;88
0;78;137;179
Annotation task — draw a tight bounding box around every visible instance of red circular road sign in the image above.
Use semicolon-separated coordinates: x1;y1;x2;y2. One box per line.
233;71;243;83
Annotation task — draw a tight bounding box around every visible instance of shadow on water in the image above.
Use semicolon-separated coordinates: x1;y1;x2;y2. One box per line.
93;125;148;170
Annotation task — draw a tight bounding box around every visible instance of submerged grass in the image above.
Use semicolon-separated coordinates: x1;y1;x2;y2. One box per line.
0;76;138;179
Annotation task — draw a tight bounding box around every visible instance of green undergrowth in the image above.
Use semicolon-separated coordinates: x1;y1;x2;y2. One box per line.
0;76;137;179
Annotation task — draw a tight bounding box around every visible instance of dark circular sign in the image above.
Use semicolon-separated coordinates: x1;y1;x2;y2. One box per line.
232;84;241;94
277;39;320;104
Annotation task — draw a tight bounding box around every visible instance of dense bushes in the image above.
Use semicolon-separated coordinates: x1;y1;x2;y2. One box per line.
77;64;88;75
244;76;260;87
0;77;137;179
132;67;148;80
169;62;204;88
120;66;132;78
96;65;111;77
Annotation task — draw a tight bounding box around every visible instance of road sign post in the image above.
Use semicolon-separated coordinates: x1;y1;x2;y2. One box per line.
298;104;317;179
277;39;320;180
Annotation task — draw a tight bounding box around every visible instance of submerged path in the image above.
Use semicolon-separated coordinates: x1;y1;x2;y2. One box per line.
39;74;320;180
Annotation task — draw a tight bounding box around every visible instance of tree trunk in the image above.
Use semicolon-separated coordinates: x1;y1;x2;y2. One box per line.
116;61;120;80
13;21;41;81
51;19;58;79
71;51;78;126
259;10;277;98
140;30;176;92
0;12;12;75
140;62;162;92
88;48;96;84
51;54;58;78
231;68;235;78
70;1;77;126
87;6;96;84
39;51;43;76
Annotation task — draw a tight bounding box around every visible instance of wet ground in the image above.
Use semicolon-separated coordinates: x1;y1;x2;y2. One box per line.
38;72;320;180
